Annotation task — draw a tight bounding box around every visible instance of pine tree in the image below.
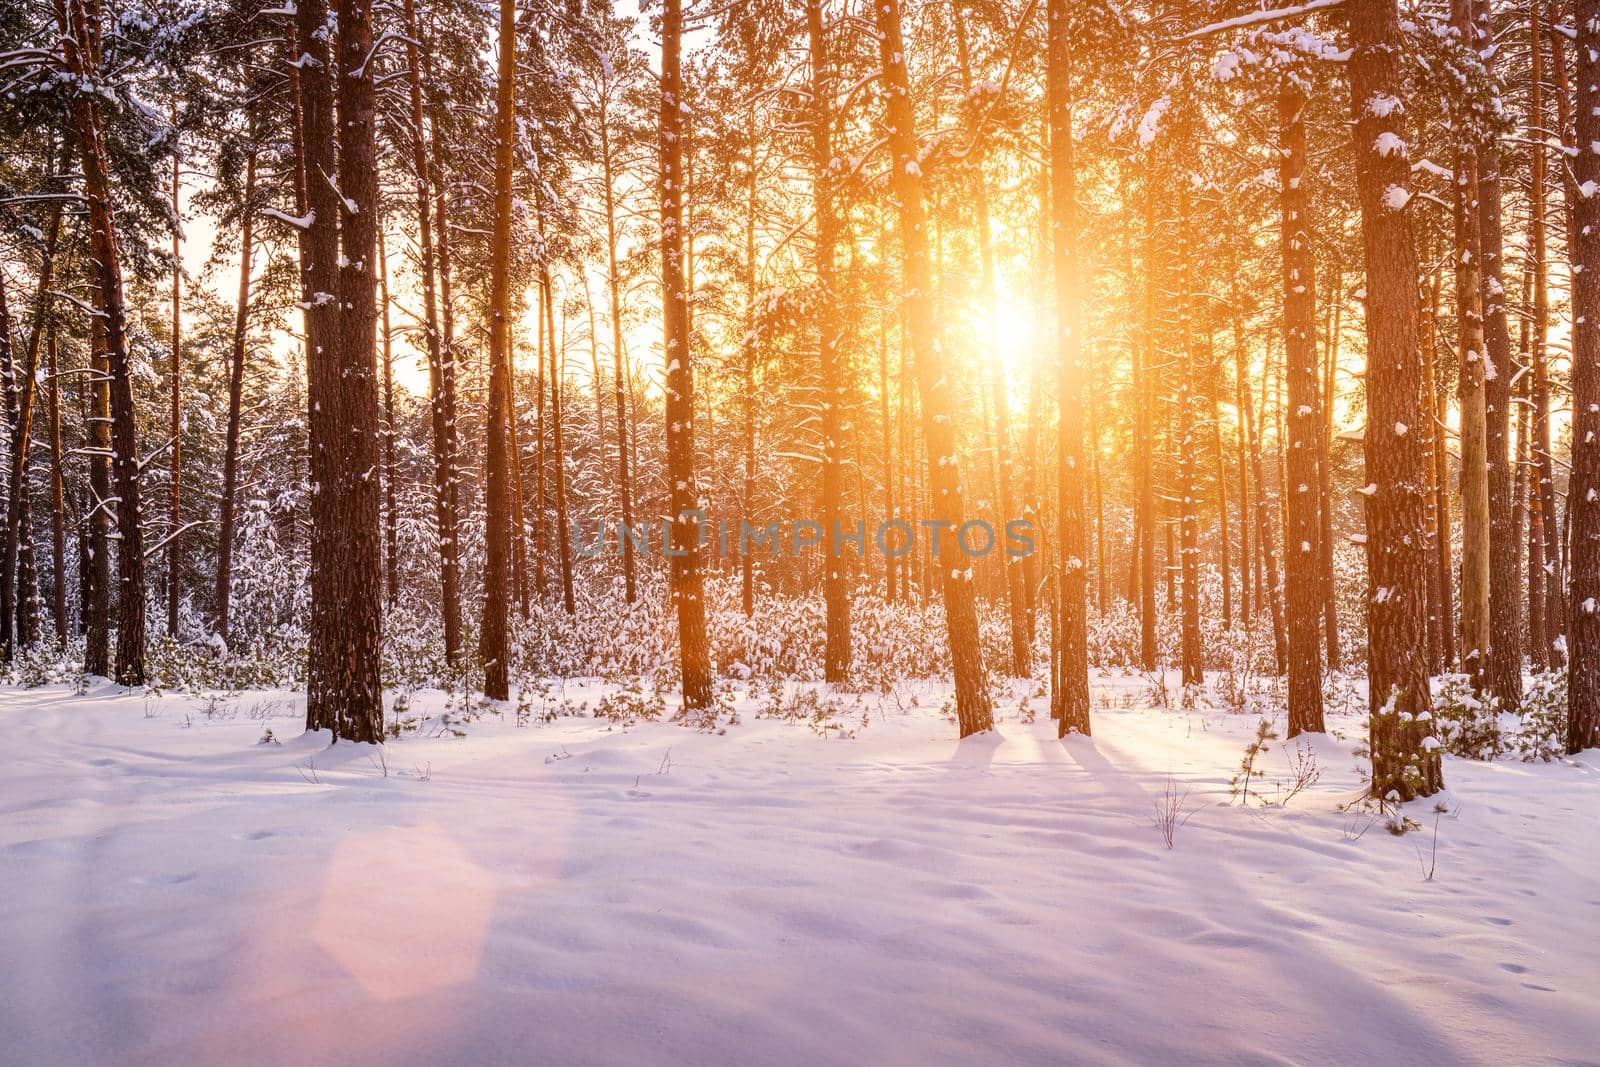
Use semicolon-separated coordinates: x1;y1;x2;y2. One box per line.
661;0;714;710
1280;73;1325;736
873;0;991;736
1567;0;1600;754
1348;0;1443;798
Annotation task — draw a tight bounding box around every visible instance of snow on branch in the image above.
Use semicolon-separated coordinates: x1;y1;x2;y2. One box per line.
261;206;314;229
1183;0;1345;41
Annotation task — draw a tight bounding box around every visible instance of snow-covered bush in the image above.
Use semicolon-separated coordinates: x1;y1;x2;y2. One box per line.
1518;668;1568;762
1431;672;1509;761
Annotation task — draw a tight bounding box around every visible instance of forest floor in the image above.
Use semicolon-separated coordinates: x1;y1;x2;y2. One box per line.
0;675;1596;1066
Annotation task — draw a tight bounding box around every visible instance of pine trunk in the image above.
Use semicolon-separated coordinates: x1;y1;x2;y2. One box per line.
808;0;850;682
403;0;461;662
599;100;636;604
61;0;144;685
873;0;991;735
1567;0;1600;752
1280;78;1325;736
378;226;400;606
1472;0;1520;708
1349;0;1443;798
214;146;255;640
479;0;517;701
167;144;182;637
1048;0;1088;730
661;0;713;709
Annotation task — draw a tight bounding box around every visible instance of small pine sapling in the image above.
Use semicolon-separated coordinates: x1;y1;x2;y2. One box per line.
1230;718;1278;805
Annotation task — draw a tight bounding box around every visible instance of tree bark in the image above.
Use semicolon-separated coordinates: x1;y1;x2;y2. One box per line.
1;174;60;657
1451;0;1492;694
1176;180;1202;689
1048;0;1088;730
1472;0;1520;708
403;0;460;662
873;0;991;735
808;0;851;681
47;327;67;644
1280;76;1325;735
167;137;182;637
479;0;516;701
598;82;636;604
1348;0;1443;797
1319;264;1341;667
661;0;713;709
1139;187;1159;672
214;146;255;640
296;0;383;740
548;275;575;615
1233;270;1287;672
59;0;144;684
378;225;400;606
1528;0;1557;672
1567;0;1600;753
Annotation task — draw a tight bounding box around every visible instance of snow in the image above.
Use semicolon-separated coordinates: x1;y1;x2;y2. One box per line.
1374;132;1407;158
1;679;1595;1066
1383;185;1412;211
1368;92;1404;118
1137;96;1170;147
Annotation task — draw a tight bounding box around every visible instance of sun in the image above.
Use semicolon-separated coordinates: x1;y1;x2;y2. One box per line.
974;294;1043;386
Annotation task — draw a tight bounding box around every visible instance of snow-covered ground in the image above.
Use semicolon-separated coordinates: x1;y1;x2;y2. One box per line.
1;677;1595;1066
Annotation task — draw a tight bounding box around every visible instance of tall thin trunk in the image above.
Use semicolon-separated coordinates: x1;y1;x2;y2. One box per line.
59;0;144;684
549;274;575;615
1320;264;1341;666
479;0;516;700
880;309;895;604
1048;0;1088;728
1138;186;1159;671
808;0;850;681
517;281;537;608
312;0;384;740
291;0;382;738
1472;0;1520;707
1212;366;1232;629
0;275;17;652
1528;0;1555;671
1280;76;1325;735
741;114;760;616
1091;355;1107;613
1422;267;1452;672
47;327;66;644
1175;168;1202;689
661;0;713;709
403;0;460;662
582;270;607;503
1233;269;1286;671
598;88;636;603
1349;0;1442;797
1550;18;1578;665
1;165;61;657
214;146;256;639
378;225;400;606
874;0;991;735
84;273;111;675
166;138;183;637
1567;0;1600;753
1237;322;1252;627
1453;0;1492;693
